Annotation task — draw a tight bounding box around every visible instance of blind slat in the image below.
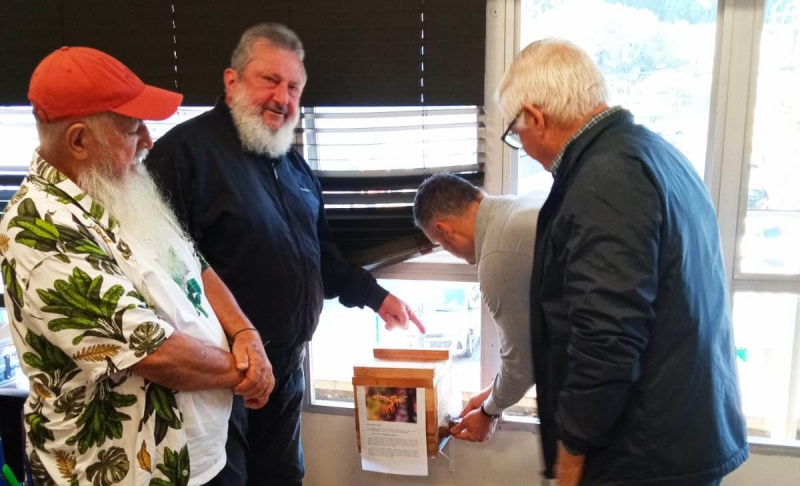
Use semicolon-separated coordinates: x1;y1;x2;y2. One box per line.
172;1;288;104
62;1;176;92
0;1;63;104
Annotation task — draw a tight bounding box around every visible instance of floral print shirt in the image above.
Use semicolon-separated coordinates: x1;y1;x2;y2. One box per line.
0;153;231;486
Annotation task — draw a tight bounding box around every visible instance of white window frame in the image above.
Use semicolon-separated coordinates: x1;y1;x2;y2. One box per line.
712;0;800;453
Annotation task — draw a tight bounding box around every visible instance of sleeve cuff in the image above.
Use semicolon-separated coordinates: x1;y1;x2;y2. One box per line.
481;400;503;419
482;398;504;418
562;441;588;456
365;284;390;313
197;251;211;272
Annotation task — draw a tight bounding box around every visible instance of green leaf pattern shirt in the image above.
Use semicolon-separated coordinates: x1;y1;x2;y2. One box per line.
0;153;232;486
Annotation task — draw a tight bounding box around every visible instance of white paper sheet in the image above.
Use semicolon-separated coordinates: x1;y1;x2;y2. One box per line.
357;385;428;476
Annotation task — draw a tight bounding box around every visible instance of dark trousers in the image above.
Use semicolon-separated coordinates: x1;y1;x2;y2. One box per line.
205;349;306;486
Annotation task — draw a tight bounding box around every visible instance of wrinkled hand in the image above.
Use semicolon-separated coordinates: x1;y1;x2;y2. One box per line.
450;407;497;442
378;294;425;333
556;442;585;486
231;330;274;409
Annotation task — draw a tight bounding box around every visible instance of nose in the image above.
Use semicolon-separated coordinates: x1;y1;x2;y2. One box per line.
272;82;290;106
139;124;154;150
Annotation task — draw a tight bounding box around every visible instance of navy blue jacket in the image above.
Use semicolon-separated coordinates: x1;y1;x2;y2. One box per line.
145;99;388;361
531;109;748;484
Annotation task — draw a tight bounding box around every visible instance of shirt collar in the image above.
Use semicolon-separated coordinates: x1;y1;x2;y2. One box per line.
550;105;624;175
28;150;118;234
473;195;496;264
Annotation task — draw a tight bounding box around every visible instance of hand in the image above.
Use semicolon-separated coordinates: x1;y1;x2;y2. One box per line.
460;386;493;417
378;294;425;333
450;407;497;442
556;442;585;486
231;330;274;409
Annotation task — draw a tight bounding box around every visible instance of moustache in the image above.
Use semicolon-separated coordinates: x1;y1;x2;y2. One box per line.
262;102;288;116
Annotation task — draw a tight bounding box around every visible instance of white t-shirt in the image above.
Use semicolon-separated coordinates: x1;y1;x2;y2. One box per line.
114;220;232;485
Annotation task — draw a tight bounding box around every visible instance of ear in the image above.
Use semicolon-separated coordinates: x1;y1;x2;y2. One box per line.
433;221;453;237
223;68;239;93
65;122;91;161
521;103;547;134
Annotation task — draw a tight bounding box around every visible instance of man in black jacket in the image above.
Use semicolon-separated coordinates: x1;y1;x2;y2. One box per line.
145;23;423;486
497;39;748;485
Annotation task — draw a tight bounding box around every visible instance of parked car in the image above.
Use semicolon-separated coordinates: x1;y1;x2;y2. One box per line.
426;285;481;358
402;285;481;358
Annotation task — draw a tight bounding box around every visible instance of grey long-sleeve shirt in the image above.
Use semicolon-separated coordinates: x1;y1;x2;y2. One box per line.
474;194;538;416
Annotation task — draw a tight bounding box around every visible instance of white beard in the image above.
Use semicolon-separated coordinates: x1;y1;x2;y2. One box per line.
77;154;191;268
229;89;299;158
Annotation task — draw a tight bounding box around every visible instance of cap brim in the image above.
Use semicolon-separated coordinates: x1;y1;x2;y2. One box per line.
110;84;183;121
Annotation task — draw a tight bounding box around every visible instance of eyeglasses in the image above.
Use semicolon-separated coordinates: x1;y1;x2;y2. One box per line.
501;112;523;150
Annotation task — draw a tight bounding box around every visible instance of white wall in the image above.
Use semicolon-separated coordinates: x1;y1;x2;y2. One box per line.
302;412;800;486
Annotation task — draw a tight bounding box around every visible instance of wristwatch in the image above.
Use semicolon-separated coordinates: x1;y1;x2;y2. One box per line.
480;403;501;419
562;442;584;456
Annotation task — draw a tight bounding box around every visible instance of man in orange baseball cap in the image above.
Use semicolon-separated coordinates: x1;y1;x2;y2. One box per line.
0;47;273;485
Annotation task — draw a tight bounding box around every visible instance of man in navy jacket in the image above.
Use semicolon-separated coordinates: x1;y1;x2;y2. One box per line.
146;23;423;486
497;39;748;485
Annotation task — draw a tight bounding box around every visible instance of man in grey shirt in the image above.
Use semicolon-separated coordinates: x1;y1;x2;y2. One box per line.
414;173;537;442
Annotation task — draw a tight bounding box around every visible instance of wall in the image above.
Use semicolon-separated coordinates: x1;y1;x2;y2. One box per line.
302;412;800;486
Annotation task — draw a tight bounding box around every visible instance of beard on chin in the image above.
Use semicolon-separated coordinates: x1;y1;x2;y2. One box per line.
77;156;192;267
229;89;299;158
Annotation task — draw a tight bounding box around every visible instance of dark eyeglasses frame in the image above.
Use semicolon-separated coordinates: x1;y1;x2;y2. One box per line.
501;111;523;150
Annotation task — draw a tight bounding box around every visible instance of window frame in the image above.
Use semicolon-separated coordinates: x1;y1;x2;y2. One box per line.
712;0;800;449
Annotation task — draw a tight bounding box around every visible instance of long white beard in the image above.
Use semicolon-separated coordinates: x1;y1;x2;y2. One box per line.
78;156;191;267
229;89;299;158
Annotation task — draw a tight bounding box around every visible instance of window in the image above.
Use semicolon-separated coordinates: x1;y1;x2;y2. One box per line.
725;0;800;445
0;107;38;170
738;0;800;276
516;0;718;197
303;104;487;411
310;278;482;411
301;106;484;171
732;292;800;441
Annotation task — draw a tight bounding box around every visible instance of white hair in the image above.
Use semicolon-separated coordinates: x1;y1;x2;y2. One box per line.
231;23;305;73
78;158;191;268
228;88;299;157
35;112;116;151
497;38;609;126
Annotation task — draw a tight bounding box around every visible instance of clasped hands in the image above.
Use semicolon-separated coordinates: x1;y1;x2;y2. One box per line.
230;329;274;409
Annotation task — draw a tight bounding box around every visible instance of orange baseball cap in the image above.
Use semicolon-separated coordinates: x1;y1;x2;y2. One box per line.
28;46;183;122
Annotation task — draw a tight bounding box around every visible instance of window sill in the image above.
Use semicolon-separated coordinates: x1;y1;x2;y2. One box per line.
303;403;800;454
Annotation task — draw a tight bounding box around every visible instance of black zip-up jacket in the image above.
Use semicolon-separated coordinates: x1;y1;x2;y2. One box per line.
531;109;749;484
145;98;388;364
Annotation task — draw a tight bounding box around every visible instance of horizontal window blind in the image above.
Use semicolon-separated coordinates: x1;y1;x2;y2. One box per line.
302;106;485;171
318;165;484;269
306;106;485;268
0;1;486;107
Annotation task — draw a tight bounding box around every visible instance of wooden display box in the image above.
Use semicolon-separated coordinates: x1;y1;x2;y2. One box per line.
353;348;453;458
